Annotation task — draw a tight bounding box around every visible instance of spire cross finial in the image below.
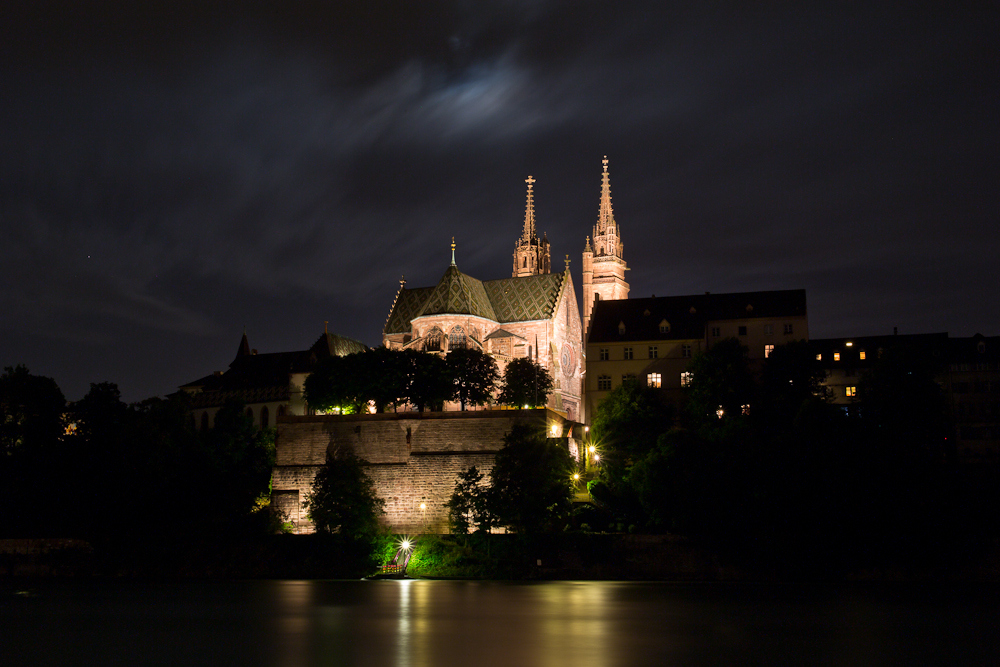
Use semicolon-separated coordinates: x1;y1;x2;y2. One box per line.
603;155;608;172
451;237;456;265
564;254;571;271
525;174;535;188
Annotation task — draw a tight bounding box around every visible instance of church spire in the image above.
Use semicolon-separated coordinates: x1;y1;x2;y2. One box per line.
512;174;551;277
596;155;615;236
522;175;536;243
582;156;629;335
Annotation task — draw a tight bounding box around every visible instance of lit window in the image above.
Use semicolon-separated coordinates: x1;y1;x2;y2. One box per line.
859;350;866;360
711;326;721;337
623;346;633;360
741;404;751;415
765;344;774;358
659;319;670;334
647;373;661;388
816;353;822;361
599;347;609;361
845;341;853;347
738;326;747;336
680;371;692;387
764;324;774;335
784;323;793;335
649;346;658;359
846;386;857;397
834;352;841;361
682;344;692;358
598;375;612;391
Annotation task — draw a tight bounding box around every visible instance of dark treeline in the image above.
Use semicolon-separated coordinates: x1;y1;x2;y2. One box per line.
304;347;552;413
588;339;1000;576
0;365;275;551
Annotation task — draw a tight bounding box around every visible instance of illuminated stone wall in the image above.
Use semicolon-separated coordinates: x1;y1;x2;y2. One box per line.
272;410;576;534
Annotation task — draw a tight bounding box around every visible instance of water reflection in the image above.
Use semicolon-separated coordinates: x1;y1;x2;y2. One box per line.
6;580;1000;667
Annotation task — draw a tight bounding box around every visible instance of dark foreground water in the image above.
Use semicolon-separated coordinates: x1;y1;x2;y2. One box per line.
3;579;1000;666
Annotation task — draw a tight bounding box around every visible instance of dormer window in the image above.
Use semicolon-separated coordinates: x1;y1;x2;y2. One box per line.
659;319;670;334
618;321;626;335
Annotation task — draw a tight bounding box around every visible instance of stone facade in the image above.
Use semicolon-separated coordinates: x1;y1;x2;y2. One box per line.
271;409;579;534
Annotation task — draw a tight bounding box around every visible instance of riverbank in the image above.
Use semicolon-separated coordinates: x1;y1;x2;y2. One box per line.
4;533;1000;582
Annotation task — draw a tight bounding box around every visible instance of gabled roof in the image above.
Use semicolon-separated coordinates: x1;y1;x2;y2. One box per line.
588;289;807;343
416;265;497;321
383;266;569;334
485;328;527;341
308;331;368;360
179;329;367;408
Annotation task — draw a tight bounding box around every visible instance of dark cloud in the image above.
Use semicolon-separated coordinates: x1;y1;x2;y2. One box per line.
2;2;997;401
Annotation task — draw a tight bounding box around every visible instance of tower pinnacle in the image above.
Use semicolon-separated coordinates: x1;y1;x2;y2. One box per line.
522;175;536;243
512;175;551;277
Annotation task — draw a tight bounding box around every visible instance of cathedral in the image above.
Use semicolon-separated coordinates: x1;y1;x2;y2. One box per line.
383;170;590;421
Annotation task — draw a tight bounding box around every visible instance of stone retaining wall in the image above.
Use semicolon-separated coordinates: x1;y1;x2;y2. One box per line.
272;409;577;533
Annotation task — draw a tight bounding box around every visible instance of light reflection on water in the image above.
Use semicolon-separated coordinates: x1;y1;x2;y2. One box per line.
4;580;1000;666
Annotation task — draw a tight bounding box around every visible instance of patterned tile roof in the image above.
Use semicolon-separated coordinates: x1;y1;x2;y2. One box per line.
384;267;568;335
483;273;565;322
385;286;434;334
416;265;497;321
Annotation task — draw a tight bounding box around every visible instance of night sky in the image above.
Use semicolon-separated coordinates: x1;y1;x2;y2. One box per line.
3;2;998;402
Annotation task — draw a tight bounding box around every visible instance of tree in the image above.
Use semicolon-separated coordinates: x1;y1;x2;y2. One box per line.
305;445;385;537
758;340;830;423
487;423;574;533
446;348;498;410
497;357;554;408
445;465;492;534
400;349;451;412
0;365;65;456
305;353;369;414
201;399;277;523
683;338;754;428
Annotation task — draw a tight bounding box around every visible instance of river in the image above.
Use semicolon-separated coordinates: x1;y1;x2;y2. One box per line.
3;579;999;666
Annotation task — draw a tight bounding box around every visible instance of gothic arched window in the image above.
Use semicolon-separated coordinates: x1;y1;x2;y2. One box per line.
449;325;466;349
200;412;209;432
261;406;269;428
523;257;527;268
426;327;443;351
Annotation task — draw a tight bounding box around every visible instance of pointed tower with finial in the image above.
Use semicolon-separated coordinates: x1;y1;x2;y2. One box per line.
512;175;551;277
582;156;629;335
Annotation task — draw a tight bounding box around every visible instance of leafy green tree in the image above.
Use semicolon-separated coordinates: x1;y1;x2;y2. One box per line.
0;365;65;455
758;340;830;423
446;348;498;410
360;347;409;412
488;423;574;533
497;357;554;408
400;349;451;412
684;338;754;428
445;465;493;534
305;445;385;537
305;353;368;414
202;399;277;523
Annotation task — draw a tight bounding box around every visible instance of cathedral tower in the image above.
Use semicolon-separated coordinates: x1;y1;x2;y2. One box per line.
512;175;551;277
582;156;629;335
